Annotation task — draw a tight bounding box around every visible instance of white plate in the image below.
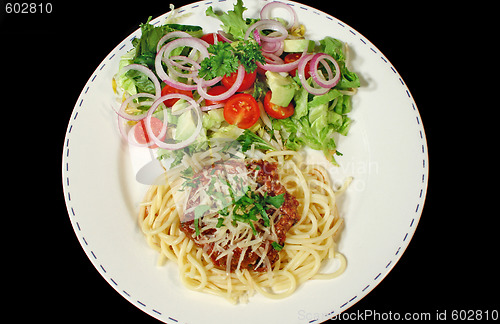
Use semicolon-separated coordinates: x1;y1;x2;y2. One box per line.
62;1;428;323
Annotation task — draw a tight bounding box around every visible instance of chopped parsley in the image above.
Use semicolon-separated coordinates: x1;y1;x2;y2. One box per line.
271;241;284;251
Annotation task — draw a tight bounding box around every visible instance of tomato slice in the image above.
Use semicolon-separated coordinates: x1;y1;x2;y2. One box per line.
223;93;260;129
205;85;230;105
201;33;225;45
222;69;257;92
263;91;295;119
284;53;310;79
161;84;194;107
134;117;165;148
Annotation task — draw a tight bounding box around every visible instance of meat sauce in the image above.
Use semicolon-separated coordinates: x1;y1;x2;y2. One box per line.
179;160;299;272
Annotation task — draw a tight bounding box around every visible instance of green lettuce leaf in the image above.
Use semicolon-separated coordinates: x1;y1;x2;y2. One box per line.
205;0;250;40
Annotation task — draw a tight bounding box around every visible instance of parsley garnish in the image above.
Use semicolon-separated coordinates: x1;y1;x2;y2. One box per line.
271;242;284;251
199;42;239;80
233;41;266;73
198;40;265;80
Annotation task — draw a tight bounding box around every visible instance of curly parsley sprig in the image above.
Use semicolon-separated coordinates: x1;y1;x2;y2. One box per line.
198;40;266;80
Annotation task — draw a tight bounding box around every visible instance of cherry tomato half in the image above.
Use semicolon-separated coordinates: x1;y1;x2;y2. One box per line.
161;84;194;107
205;85;230;105
284;53;310;79
222;69;257;92
263;91;295;119
201;33;226;45
223;93;260;129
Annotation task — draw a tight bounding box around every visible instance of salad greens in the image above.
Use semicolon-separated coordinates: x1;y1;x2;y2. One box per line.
205;0;253;41
118;0;360;166
273;37;360;163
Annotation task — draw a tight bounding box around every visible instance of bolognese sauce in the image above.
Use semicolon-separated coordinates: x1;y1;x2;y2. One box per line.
179;159;299;273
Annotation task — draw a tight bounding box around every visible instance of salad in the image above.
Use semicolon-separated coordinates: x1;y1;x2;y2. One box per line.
113;0;360;166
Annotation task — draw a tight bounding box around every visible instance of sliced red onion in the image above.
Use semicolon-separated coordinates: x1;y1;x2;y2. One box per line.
155;37;209;91
217;31;233;43
297;54;329;95
264;53;284;64
261;39;284;56
164;55;201;79
309;53;341;89
117;93;157;121
244;19;288;43
118;64;161;97
197;65;245;101
253;29;262;45
144;94;203;150
260;1;298;30
256;60;297;73
168;55;201;71
194;75;223;88
257;45;307;73
156;45;197;91
156;31;193;52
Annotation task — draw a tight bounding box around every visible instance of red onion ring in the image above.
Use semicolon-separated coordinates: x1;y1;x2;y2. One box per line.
297;54;329;95
156;31;193;52
257;45;307;73
264;53;284;64
256;60;298;73
155;37;209;91
244;19;288;43
309;53;341;89
197;65;245;101
260;1;298;30
118;64;161;97
164;55;201;79
253;29;262;45
117;93;157;121
217;31;233;43
144;94;203;150
194;75;223;88
261;39;284;56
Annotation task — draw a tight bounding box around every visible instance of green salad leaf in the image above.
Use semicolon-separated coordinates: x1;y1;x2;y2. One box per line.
205;0;250;40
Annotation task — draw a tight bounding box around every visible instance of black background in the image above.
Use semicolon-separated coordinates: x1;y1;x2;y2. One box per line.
2;0;496;322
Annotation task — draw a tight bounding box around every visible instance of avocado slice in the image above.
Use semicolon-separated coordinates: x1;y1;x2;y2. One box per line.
265;71;298;107
283;39;315;53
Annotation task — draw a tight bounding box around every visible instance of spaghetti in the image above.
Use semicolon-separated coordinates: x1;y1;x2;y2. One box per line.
138;148;347;303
